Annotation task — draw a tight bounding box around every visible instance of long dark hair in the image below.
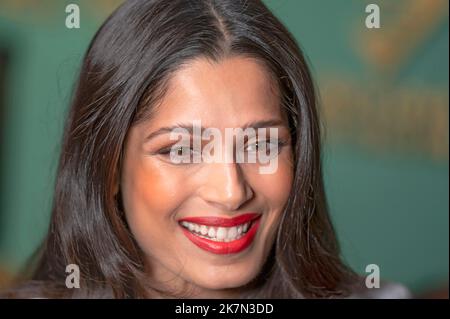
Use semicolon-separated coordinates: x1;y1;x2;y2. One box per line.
4;0;357;298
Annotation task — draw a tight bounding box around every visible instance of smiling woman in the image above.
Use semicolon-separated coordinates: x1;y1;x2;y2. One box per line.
2;0;364;298
120;55;301;298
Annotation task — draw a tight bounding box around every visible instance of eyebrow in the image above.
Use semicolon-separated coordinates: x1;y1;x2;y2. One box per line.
145;119;287;142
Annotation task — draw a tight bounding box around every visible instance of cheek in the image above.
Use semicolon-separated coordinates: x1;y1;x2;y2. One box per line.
248;150;294;242
262;163;293;205
122;159;185;219
120;157;191;256
250;150;294;208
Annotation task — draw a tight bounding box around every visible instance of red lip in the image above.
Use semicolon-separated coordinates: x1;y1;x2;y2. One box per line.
179;213;260;227
179;213;262;255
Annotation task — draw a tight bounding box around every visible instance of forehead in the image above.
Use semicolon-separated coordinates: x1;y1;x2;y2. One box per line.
146;56;284;130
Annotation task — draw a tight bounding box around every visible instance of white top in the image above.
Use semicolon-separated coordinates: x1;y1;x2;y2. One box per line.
349;282;412;299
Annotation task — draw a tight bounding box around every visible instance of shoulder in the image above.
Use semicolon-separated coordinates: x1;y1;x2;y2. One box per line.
348;281;412;299
0;280;69;299
1;279;116;299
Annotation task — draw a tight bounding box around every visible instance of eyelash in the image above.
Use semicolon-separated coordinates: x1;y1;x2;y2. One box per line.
156;139;288;158
246;139;287;152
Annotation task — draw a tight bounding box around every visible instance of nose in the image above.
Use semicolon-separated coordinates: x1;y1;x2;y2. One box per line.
197;162;254;212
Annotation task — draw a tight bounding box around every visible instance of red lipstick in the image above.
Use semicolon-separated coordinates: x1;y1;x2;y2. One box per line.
179;213;261;255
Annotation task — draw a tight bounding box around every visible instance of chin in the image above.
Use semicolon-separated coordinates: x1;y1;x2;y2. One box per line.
188;260;262;292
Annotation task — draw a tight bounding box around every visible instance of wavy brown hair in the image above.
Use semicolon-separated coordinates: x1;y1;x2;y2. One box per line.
3;0;357;298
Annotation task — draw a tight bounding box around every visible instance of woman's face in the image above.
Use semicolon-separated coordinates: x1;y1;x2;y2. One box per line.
120;56;294;297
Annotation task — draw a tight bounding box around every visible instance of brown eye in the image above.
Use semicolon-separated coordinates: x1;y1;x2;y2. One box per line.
244;139;287;156
246;140;280;151
156;144;202;165
158;146;191;156
175;146;190;156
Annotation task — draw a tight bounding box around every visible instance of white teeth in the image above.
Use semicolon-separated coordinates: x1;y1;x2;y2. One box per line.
208;227;216;238
216;227;227;240
227;226;238;240
180;220;253;242
200;225;208;235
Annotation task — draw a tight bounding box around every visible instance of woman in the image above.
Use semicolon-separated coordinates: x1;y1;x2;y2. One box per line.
2;0;408;298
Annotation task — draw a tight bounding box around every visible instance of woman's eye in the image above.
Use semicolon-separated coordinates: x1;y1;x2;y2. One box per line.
245;139;285;153
174;146;190;156
157;145;201;165
159;146;193;156
156;139;287;163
